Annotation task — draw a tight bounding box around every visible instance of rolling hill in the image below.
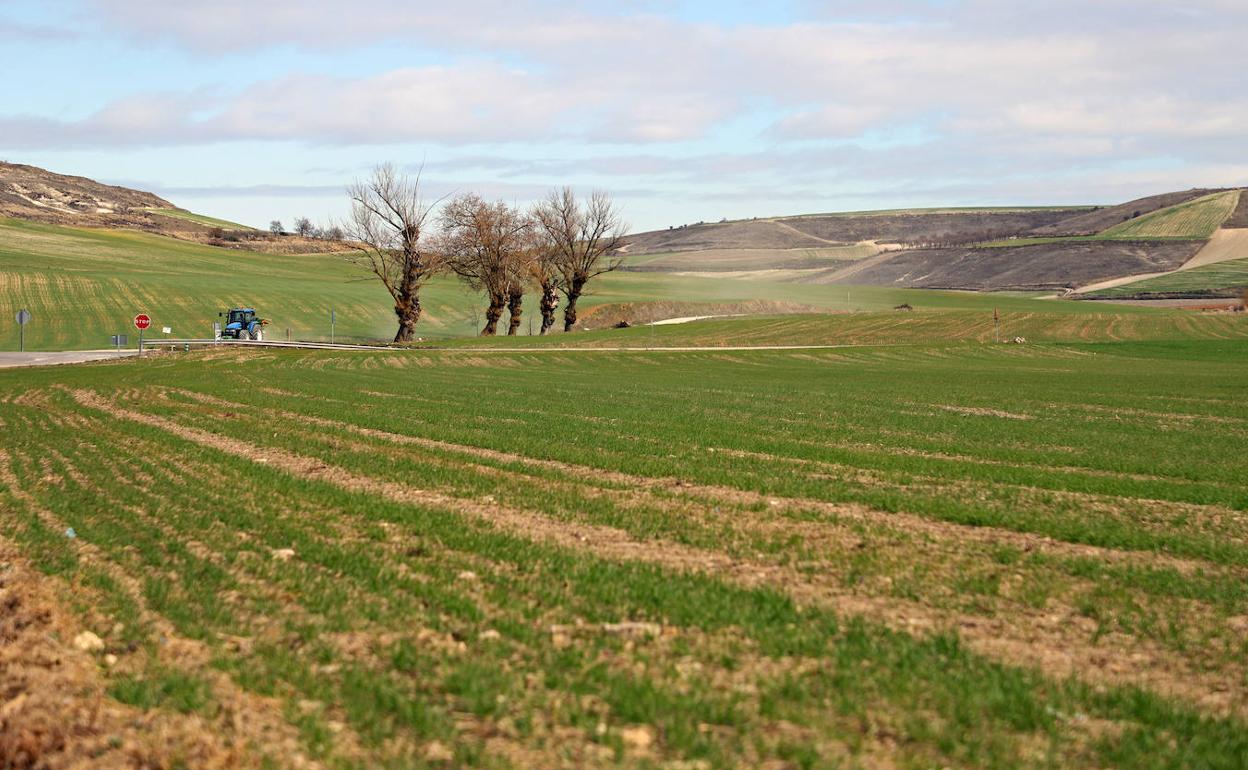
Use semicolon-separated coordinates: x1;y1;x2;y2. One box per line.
1;162;1245;351
0;161;173;228
1028;188;1226;236
624;206;1090;255
0;162;340;254
623;188;1248;293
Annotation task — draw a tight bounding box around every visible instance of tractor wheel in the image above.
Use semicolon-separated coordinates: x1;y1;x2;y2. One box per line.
236;329;252;341
253;328;264;342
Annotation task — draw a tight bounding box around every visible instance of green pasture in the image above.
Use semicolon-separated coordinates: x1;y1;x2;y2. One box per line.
3;215;1244;352
145;207;257;230
2;339;1246;768
1100;190;1240;240
1092;256;1248;298
979;191;1241;248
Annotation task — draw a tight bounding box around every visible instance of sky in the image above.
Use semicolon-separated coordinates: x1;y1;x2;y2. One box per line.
2;0;1246;232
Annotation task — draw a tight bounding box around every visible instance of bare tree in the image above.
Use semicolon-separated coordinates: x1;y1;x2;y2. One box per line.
503;230;540;336
344;164;441;343
269;220;283;235
294;217;315;237
438;194;531;336
528;231;563;335
532;187;626;332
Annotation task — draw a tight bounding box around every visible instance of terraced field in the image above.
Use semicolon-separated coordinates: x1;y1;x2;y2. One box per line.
1099;190;1241;240
2;340;1247;769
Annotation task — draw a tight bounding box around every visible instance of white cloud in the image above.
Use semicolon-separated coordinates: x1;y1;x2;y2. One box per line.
4;0;1248;229
13;1;1248;153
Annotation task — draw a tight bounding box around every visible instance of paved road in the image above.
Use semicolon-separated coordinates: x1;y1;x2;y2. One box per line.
0;350;140;369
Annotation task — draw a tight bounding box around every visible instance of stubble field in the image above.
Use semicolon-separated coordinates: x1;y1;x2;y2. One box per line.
2;337;1247;769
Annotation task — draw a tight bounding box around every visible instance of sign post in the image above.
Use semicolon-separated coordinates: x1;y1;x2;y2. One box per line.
15;309;31;352
134;313;152;354
330;309;336;345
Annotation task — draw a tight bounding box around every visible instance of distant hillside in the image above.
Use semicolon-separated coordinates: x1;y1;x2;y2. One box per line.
1029;189;1228;236
1224;190;1248;228
0;161;341;254
815;240;1204;292
622;189;1247;292
0;161;173;226
625;207;1089;255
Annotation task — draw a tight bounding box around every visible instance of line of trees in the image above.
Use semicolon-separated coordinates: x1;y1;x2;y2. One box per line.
344;164;626;343
269;218;345;241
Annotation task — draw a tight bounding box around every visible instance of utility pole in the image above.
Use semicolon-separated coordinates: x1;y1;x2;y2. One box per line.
330;308;336;345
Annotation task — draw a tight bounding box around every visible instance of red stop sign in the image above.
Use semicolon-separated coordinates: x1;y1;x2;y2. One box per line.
134;314;152;330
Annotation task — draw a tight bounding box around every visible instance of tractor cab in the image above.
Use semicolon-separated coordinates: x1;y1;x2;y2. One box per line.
219;307;266;340
226;308;255;327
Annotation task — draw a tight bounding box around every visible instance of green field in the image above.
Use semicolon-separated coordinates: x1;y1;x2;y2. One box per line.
3;338;1247;768
976;191;1242;249
11;215;1242;351
145;208;257;231
1092;256;1248;298
1099;190;1241;240
0;216;487;348
447;310;1248;348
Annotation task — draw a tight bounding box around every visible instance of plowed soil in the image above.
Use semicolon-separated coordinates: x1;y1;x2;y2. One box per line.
825;239;1203;290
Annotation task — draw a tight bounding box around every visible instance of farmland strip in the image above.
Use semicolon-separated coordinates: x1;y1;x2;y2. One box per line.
68;389;1248;717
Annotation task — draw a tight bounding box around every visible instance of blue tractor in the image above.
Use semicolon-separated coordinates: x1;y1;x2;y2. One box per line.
218;307;269;341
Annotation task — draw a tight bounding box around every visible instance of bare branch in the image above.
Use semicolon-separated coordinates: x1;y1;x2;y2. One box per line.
342;163;443;342
531;187;627;331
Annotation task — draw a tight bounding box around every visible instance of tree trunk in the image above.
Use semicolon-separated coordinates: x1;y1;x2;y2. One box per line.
506;289;524;336
539;282;559;335
562;276;586;332
393;293;421;343
391;256;426;343
481;293;505;336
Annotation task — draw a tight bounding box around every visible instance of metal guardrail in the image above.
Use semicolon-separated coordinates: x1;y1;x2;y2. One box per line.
143;338;399;352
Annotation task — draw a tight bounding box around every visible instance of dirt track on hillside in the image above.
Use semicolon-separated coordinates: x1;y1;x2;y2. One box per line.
1183;228;1248;269
1074;228;1248;294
